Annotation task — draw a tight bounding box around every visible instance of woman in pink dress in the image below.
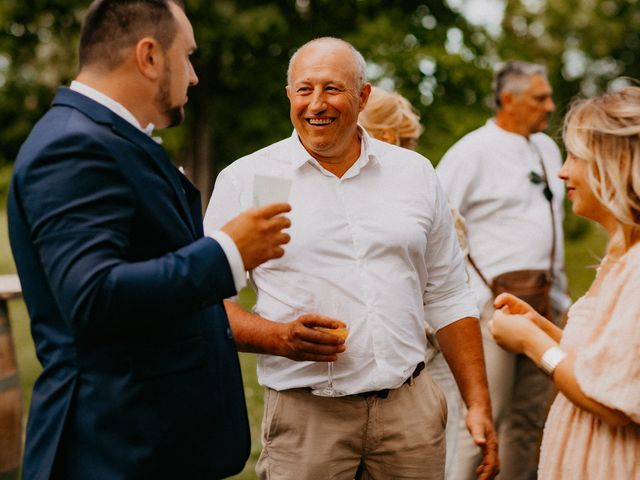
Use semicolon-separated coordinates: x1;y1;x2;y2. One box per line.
489;86;640;479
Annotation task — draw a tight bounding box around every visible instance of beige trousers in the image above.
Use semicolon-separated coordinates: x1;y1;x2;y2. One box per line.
256;370;448;480
451;301;553;480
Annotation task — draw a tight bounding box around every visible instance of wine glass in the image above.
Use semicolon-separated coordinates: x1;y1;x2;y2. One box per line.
311;301;349;397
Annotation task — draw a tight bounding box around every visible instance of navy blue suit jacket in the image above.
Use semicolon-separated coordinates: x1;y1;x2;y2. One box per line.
8;88;250;479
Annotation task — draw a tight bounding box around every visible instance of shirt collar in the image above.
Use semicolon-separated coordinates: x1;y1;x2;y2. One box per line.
70;80;155;137
288;125;378;176
486;118;533;144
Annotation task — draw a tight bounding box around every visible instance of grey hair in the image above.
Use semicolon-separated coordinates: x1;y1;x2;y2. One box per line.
287;37;367;89
493;60;548;109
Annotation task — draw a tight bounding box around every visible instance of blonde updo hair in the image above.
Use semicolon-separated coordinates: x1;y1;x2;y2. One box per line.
563;86;640;249
360;86;424;148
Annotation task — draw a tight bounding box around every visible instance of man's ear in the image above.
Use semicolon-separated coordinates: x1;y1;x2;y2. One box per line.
285;85;292;101
135;37;163;81
500;91;514;112
359;83;372;112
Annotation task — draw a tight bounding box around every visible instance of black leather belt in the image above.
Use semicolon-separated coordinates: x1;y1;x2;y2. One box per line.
357;362;425;399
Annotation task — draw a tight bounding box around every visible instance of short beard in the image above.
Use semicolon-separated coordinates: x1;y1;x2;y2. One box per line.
155;59;184;128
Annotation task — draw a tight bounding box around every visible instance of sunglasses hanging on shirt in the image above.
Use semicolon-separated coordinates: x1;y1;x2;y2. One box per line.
528;171;554;201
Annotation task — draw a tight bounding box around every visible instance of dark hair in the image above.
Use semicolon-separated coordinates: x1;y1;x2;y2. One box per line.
79;0;185;70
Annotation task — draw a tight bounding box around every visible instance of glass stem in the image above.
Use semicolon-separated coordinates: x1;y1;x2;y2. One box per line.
327;362;335;389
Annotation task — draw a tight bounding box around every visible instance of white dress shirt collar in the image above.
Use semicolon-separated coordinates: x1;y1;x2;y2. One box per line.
486;118;532;144
288;126;378;177
70;80;155;136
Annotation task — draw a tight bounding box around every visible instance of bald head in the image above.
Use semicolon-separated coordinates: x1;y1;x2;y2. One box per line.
285;36;371;171
287;37;367;90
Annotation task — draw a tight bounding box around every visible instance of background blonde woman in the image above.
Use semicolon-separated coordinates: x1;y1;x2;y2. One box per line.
360;86;468;479
359;86;424;150
490;86;640;478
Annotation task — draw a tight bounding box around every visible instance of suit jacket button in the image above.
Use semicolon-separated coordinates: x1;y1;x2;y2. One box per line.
226;327;234;340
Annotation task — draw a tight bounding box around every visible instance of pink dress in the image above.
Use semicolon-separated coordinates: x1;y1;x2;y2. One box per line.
538;244;640;479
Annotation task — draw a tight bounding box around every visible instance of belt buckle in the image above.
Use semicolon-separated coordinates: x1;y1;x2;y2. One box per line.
358;388;390;399
357;362;425;399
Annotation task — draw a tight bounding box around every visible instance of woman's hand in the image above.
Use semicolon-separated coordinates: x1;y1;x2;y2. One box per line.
493;293;564;343
488;308;539;354
493;293;547;329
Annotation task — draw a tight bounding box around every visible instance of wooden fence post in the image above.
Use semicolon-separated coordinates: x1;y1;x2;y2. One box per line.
0;275;23;480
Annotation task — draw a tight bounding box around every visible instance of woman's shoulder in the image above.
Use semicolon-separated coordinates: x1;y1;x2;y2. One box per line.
617;242;640;273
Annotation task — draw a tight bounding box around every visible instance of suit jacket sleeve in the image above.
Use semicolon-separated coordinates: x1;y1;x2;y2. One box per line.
12;131;237;337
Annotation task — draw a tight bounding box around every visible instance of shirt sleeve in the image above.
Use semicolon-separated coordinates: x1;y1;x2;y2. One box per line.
423;174;479;330
574;261;640;423
209;231;246;292
435;141;475;214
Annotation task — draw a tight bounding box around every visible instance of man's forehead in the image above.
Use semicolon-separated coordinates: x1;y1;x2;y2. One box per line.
291;65;350;84
290;45;357;83
526;74;552;94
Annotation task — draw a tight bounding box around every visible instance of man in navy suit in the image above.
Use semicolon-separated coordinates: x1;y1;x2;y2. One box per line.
7;1;340;478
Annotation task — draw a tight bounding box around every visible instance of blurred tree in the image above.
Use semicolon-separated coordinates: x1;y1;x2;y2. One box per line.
0;0;85;166
180;0;494;200
497;0;640;239
499;0;640;122
1;0;495;202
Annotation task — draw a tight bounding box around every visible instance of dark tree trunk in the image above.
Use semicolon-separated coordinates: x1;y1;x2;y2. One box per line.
182;65;217;212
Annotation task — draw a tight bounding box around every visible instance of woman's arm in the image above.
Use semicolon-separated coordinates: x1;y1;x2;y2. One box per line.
493;293;563;342
490;310;633;428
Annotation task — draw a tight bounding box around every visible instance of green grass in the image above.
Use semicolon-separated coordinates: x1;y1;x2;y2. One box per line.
564;223;607;301
0;193;606;479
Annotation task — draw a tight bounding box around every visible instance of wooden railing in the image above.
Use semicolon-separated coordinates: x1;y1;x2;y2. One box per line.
0;275;22;480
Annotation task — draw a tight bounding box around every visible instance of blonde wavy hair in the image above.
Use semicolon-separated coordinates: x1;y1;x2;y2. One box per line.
563;86;640;249
359;86;424;149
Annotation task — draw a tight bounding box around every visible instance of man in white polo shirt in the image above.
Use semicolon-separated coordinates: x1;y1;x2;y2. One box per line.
204;37;498;480
436;61;572;480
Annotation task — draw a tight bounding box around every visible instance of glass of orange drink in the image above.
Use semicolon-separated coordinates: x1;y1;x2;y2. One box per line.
311;322;349;397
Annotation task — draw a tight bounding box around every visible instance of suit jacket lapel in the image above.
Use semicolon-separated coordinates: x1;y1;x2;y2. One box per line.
177;172;204;237
52;88;199;239
120;131;199;238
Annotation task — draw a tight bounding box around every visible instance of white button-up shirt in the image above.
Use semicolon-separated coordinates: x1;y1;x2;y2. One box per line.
436;119;572;313
203;129;478;394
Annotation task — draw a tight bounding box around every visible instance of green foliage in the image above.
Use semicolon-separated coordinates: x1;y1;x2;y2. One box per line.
563;199;591;241
1;0;496;191
3;0;640;181
0;164;12;201
500;0;640;108
0;0;86;165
